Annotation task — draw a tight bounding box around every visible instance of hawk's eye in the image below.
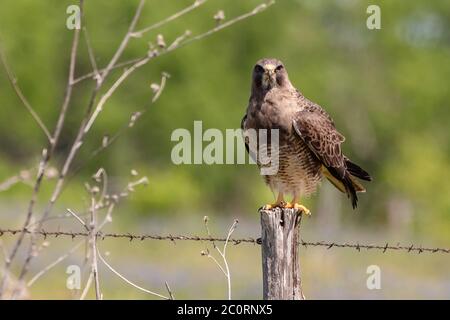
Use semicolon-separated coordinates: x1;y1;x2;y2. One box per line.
275;65;284;72
254;65;264;73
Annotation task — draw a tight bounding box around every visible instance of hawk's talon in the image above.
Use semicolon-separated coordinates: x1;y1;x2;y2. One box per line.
284;202;311;216
283;202;293;209
261;193;286;211
262;202;283;210
296;204;311;216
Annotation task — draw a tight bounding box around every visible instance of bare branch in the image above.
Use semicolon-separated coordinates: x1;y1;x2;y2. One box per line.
183;1;274;47
12;0;148;286
221;220;238;300
100;0;146;82
97;250;169;300
202;218;238;300
52;0;84;146
72;0;275;85
131;0;207;38
92;168;108;204
27;241;84;287
80;272;93;300
67;209;89;231
1;0;276;298
83;54;153;134
0;3;82;295
223;219;238;257
0;44;52;142
0;168;35;192
97;203;115;230
151;72;169;103
72;57;142;84
202;249;227;276
89;197;101;300
165;281;175;300
82;27;101;84
26;210;89;230
0;239;9;264
68;72;169;182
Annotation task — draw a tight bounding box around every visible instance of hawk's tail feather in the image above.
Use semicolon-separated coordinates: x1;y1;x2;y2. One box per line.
321;166;346;193
322;166;360;209
343;173;358;209
345;159;372;181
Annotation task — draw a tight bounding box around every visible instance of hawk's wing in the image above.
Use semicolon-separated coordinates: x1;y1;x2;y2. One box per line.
292;108;345;173
292;107;360;208
241;114;248;151
241;114;258;162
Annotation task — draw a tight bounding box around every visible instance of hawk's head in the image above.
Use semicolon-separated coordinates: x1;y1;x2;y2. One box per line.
252;58;290;92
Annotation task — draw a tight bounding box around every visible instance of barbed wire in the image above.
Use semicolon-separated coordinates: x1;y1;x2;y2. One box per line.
0;228;448;254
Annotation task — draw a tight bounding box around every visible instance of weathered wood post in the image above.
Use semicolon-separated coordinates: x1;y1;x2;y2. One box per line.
260;207;304;300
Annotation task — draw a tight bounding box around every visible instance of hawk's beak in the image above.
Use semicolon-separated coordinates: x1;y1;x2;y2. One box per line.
263;64;276;88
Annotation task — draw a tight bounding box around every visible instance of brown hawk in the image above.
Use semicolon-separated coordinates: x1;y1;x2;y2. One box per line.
241;58;372;214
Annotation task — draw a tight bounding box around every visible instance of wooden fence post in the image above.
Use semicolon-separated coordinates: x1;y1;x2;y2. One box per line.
260;207;304;300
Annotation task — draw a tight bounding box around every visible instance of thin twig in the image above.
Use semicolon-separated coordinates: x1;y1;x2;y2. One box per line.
27;241;84;287
223;220;238;258
67;209;89;231
97;250;169;300
26;211;89;230
222;220;238;300
0;44;52;142
92;168;108;205
0;174;25;192
97;203;115;230
165;281;175;300
0;1;83;296
78;169;115;300
3;0;276;297
204;252;227;276
83;54;152;134
203;218;238;300
68;72;169;183
0;168;34;192
82;26;100;84
72;0;275;85
100;0;145;82
131;0;207;38
13;0;146;286
0;239;9;264
75;169;142;299
89;197;101;300
184;1;275;47
80;272;93;300
151;72;169;103
73;57;142;84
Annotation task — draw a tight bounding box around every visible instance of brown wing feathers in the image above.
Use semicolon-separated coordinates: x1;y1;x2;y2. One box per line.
345;157;372;181
293;109;370;209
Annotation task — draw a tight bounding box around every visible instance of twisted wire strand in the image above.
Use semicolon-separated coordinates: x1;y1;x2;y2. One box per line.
0;228;448;254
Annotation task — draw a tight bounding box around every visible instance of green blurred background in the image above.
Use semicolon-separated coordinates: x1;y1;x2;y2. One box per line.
0;0;449;299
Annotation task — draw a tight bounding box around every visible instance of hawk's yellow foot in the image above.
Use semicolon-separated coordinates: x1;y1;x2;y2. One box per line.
262;193;285;210
262;203;280;210
284;202;311;216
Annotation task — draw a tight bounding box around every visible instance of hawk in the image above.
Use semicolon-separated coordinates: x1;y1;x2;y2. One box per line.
241;58;372;214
